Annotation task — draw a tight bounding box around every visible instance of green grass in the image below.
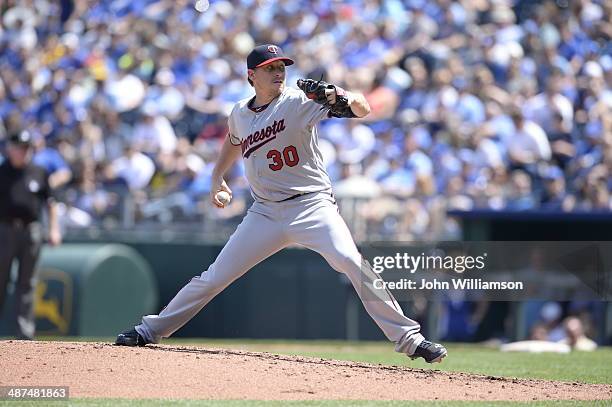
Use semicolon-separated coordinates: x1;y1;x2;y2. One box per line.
1;400;611;407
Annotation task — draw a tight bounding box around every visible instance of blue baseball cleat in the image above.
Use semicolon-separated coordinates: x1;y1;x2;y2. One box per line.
410;340;448;363
115;328;149;347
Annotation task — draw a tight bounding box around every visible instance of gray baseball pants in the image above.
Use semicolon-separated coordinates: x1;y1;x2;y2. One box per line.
136;192;424;355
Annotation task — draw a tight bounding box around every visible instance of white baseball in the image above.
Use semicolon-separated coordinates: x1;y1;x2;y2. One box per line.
215;190;231;207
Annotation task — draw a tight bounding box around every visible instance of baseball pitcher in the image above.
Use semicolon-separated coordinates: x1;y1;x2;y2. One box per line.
116;44;447;363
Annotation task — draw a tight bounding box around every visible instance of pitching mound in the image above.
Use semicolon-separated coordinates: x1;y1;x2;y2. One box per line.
1;340;610;401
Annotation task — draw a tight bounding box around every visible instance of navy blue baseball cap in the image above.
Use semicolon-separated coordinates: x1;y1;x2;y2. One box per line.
247;44;294;69
8;130;33;146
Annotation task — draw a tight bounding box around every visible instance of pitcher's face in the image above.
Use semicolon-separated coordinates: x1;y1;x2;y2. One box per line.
249;61;286;95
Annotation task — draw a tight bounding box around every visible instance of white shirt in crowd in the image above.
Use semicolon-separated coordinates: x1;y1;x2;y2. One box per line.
507;120;552;162
111;151;156;190
523;92;573;132
132;115;177;154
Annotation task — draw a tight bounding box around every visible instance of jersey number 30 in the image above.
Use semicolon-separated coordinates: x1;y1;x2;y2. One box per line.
267;145;299;171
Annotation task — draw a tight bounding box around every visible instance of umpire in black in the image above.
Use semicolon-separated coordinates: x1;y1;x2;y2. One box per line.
0;130;62;339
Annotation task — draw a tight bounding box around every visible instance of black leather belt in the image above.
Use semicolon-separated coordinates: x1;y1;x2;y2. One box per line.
277;190;334;202
278;193;308;202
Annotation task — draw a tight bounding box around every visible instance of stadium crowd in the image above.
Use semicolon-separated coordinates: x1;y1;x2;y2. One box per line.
0;0;610;240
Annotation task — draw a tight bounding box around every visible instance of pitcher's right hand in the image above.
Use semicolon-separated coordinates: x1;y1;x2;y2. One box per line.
211;177;232;208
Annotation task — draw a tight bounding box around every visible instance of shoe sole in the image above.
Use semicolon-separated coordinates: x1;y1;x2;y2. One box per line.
115;337;146;347
114;339;136;346
411;349;448;363
428;350;447;363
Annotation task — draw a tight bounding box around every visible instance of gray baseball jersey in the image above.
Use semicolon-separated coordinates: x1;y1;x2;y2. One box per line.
228;87;332;202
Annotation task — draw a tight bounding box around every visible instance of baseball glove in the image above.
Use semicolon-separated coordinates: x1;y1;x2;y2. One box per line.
296;78;356;118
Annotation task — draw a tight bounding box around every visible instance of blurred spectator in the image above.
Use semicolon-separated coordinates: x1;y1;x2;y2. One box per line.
505;170;536;210
73;160;120;220
380;158;416;197
104;68;146;113
110;145;155;191
146;69;185;120
547;111;576;169
540;166;575;211
507;109;552;170
99;110;133;161
538;301;566;342
132;104;177;155
523;71;573;134
32;134;72;189
559;316;597;351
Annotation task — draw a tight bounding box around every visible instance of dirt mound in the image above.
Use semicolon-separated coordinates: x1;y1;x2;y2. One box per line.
1;340;610;401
